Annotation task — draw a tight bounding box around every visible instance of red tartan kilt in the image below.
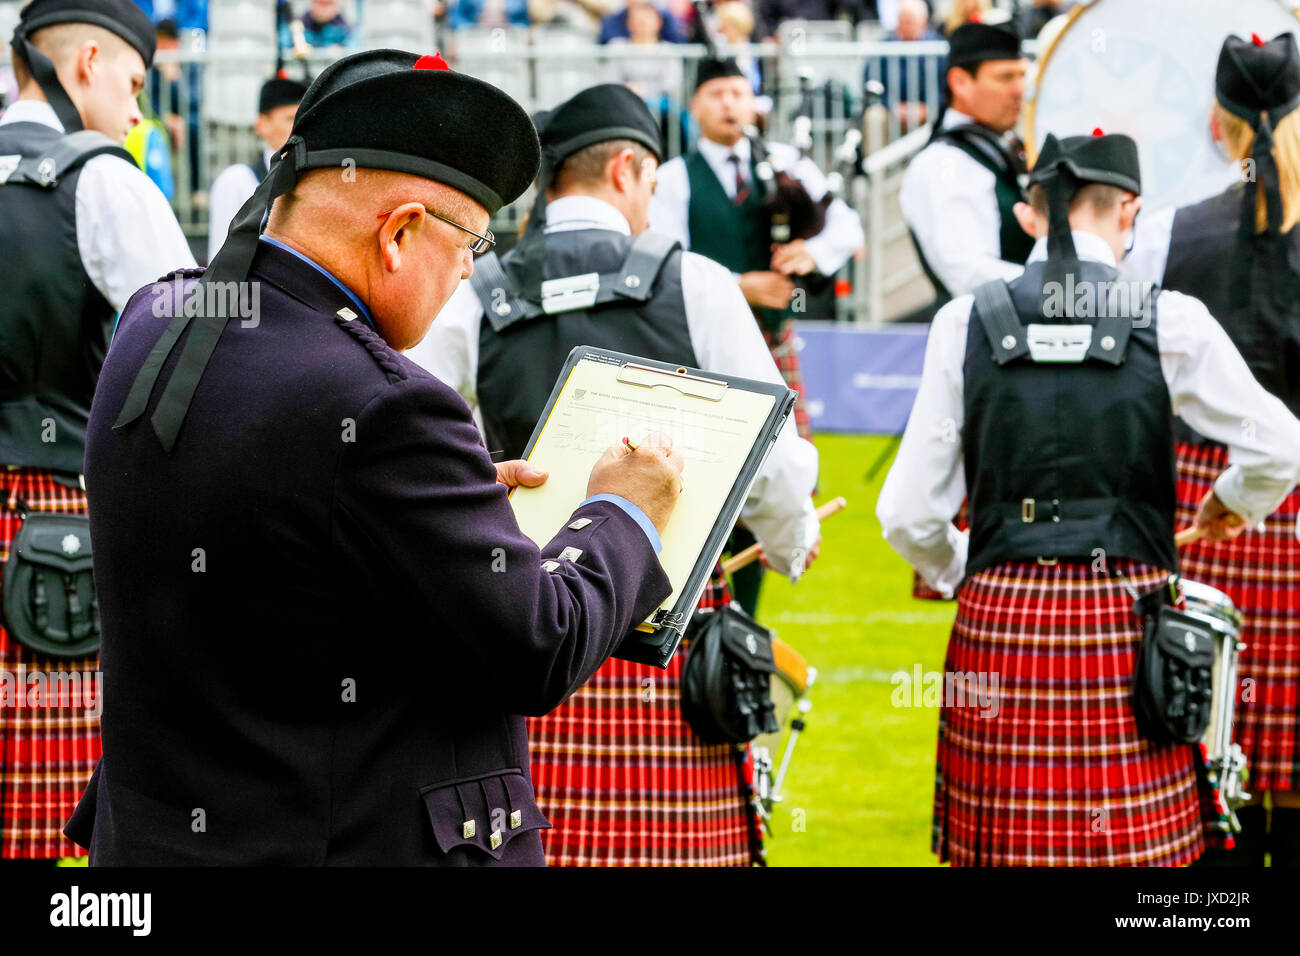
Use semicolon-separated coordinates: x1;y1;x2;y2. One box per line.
913;500;969;600
762;321;811;442
0;468;99;859
527;564;759;866
1175;440;1300;792
934;560;1209;866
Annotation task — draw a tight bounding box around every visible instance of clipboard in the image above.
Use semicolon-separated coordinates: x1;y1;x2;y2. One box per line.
508;346;796;669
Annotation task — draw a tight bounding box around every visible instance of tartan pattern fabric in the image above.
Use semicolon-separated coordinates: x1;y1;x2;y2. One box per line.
913;500;969;601
761;320;811;440
528;564;760;866
933;560;1208;867
0;468;99;859
1175;440;1300;792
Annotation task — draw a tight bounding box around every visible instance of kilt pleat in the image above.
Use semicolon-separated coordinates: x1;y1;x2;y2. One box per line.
933;560;1208;866
1175;440;1300;793
0;468;99;859
527;565;759;866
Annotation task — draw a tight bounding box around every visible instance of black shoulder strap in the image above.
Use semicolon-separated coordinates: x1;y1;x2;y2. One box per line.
470;251;543;332
933;124;1024;181
1084;278;1157;366
606;230;680;305
972;279;1029;365
0;130;135;189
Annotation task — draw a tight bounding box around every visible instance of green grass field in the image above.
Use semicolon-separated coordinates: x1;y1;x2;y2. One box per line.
756;433;956;867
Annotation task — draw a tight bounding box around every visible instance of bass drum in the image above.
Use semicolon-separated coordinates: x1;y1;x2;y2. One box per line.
1027;0;1300;215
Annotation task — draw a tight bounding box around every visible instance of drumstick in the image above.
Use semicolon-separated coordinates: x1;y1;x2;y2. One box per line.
721;497;847;575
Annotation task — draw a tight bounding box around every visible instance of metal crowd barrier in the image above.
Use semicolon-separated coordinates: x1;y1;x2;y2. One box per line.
1;37;961;322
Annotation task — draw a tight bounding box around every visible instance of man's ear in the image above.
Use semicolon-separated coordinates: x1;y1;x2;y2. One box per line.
1209;105;1223;145
74;39;100;86
610;148;636;193
1012;200;1041;240
1118;193;1142;233
378;202;426;273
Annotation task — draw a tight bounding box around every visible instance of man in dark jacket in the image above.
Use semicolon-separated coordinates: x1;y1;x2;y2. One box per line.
64;49;684;866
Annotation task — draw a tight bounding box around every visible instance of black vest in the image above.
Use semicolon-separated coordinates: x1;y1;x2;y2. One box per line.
471;227;697;460
1164;184;1300;420
0;122;126;473
911;124;1034;305
963;259;1178;576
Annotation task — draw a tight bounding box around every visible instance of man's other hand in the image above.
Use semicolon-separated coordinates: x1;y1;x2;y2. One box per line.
496;460;548;489
739;270;796;310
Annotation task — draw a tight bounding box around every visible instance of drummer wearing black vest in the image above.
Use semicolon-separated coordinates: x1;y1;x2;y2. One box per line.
1124;31;1300;867
878;130;1300;866
408;83;821;866
207;76;307;264
900;22;1032;311
0;0;193;866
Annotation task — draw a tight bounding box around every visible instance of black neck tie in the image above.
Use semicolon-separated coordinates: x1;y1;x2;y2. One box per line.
728;153;751;205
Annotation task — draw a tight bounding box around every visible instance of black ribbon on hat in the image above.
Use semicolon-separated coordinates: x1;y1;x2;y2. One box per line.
13;36;83;132
1217;87;1300;310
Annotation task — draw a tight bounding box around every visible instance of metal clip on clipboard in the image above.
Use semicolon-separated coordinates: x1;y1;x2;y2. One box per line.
615;363;729;402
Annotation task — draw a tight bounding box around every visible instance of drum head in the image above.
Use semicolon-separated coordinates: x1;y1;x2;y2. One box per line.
754;638;810;758
1028;0;1300;215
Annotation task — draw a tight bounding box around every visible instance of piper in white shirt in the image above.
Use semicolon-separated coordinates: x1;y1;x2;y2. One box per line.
877;130;1300;868
407;84;820;867
206;76;306;264
650;56;864;442
0;0;194;865
898;22;1031;310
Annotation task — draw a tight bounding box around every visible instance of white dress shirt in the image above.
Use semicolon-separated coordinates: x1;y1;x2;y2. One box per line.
1121;205;1176;282
649;134;865;277
208;148;273;264
876;229;1300;596
406;194;821;579
899;108;1026;298
0;100;196;313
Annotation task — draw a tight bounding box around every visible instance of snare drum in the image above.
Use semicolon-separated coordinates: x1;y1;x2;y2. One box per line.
1180;579;1250;810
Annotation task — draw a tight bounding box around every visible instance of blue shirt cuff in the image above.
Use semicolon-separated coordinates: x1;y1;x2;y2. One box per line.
580;494;663;554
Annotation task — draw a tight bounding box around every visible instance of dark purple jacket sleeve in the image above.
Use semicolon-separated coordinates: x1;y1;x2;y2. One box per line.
333;373;672;715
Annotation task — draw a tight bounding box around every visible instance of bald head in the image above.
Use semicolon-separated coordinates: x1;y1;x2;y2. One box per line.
897;0;929;40
264;167;490;351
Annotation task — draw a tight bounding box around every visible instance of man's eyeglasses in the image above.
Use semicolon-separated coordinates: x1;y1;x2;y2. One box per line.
376;207;495;255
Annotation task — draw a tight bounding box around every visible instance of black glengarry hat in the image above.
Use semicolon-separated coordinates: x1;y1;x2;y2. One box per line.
11;0;157;133
258;77;308;115
1029;129;1140;262
947;22;1022;71
1216;32;1300;247
695;57;746;93
115;50;541;454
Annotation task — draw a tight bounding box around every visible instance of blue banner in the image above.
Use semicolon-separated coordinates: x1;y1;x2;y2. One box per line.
795;322;930;435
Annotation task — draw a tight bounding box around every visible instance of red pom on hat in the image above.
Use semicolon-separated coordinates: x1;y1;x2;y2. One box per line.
969;12;981;23
414;52;450;71
1092;127;1104;136
1252;32;1266;46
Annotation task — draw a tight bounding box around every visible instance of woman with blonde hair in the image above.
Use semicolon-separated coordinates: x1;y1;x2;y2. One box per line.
940;0;992;37
1125;32;1300;868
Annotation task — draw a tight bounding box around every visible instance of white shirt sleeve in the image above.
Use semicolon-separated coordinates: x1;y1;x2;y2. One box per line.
1155;290;1300;524
405;278;483;410
207;162;259;264
785;150;865;275
899;142;1024;297
76;154;196;314
1121;205;1174;282
875;296;971;596
649;156;692;250
679;249;820;579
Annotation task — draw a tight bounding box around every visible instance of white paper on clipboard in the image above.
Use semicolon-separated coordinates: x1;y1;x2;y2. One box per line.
508;357;776;626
